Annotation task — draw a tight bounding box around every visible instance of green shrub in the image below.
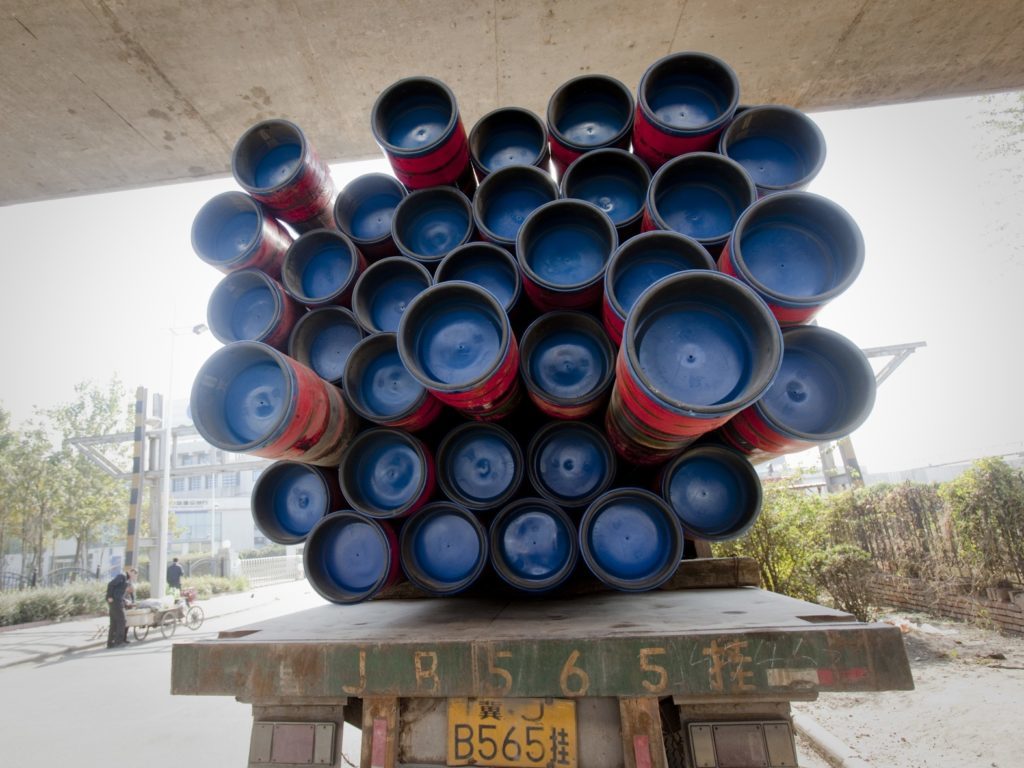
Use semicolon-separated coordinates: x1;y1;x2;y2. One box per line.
718;457;1024;620
61;583;108;617
714;482;828;603
137;575;246;600
0;583;107;627
817;459;1024;594
823;483;948;581
810;544;876;621
940;457;1024;588
182;574;248;599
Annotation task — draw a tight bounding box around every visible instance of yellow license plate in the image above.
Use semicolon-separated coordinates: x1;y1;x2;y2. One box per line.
448;698;577;768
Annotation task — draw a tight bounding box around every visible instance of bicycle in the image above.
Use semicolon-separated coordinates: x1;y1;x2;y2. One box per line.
126;587;205;641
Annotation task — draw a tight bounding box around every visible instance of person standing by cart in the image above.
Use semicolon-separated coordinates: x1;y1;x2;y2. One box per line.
106;568;136;648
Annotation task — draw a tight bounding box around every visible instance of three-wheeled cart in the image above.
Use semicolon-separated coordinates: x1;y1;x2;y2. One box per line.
127;589;205;641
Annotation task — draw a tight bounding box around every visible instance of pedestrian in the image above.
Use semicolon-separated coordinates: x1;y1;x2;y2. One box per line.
167;557;184;592
106;567;136;648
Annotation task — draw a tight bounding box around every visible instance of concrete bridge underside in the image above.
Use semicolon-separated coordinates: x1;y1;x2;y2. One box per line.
2;0;1023;204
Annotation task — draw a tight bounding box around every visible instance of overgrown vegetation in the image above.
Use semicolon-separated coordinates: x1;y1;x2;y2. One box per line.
809;545;875;621
0;575;248;627
716;457;1024;615
941;457;1024;588
822;482;950;581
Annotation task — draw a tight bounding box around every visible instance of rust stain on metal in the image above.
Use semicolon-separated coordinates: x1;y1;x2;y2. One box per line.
280;646;326;698
238;646;326;699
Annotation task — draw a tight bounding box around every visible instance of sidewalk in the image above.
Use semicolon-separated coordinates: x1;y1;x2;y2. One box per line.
0;579;317;670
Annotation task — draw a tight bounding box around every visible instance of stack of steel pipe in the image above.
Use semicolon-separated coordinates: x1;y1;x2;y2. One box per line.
187;51;875;605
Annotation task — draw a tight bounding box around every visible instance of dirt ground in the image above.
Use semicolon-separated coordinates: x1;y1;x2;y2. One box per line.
790;609;1024;767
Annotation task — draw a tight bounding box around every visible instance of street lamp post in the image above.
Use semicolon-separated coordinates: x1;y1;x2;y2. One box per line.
210;466;217;564
155;323;208;599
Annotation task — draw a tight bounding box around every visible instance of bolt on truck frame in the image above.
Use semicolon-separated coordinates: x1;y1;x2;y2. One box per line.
171;558;912;768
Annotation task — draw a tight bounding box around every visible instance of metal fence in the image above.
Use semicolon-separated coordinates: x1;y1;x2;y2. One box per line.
0;571;30;592
0;568;101;592
185;557;219;577
236;555;304;588
1;556;302;592
137;555;230;582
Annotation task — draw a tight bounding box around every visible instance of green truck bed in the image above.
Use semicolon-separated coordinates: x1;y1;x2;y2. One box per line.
172;583;912;702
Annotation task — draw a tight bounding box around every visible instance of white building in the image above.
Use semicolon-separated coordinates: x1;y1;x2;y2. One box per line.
166;425;272;557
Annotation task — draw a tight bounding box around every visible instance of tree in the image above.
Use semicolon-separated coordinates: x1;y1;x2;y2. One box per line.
809;544;875;621
0;406;17;570
5;425;62;579
940;457;1024;587
714;482;828;603
45;379;133;570
0;381;133;577
877;483;949;580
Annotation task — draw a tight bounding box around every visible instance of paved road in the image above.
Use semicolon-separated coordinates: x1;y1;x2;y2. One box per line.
0;580;363;768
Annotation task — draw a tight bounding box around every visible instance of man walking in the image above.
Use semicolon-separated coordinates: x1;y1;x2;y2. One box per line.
106;568;136;648
167;557;184;591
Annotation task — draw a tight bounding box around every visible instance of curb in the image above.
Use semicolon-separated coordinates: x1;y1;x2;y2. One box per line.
792;712;873;768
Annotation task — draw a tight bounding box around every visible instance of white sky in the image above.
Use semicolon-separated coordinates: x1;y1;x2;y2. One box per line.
0;94;1021;473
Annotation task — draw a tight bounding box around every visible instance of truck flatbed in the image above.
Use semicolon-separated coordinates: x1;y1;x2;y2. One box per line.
173;586;912;701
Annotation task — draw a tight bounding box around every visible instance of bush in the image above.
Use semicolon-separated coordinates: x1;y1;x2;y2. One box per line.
810;544;876;621
823;482;949;580
817;459;1024;596
182;575;248;599
136;575;246;600
714;482;828;603
718;457;1024;620
940;457;1024;588
0;583;107;627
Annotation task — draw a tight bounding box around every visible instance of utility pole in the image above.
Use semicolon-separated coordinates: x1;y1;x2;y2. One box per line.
123;387;147;572
210;466;217;558
154;323;209;598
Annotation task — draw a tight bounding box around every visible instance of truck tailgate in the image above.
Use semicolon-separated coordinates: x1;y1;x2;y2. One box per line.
172;587;912;701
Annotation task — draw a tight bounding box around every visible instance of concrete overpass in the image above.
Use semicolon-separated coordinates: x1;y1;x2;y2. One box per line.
2;0;1023;205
